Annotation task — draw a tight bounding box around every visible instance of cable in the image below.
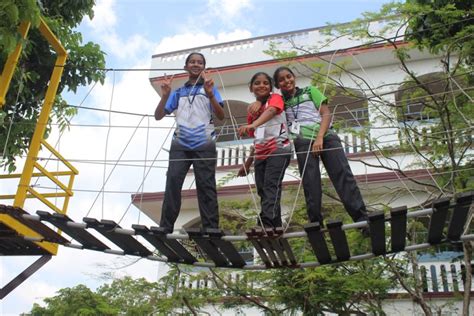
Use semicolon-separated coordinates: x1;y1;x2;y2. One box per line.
30;125;473;164
2;69;24;157
102;70;116;219
20;167;474;195
214;68;264;229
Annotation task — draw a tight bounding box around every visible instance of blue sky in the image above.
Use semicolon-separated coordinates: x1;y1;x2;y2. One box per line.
1;0;396;314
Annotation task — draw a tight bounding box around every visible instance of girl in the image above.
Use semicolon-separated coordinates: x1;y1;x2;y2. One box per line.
154;52;225;233
238;72;291;228
272;66;367;227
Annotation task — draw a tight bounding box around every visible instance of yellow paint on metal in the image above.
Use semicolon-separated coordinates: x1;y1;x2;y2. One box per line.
0;214;59;255
27;187;64;215
0;192;70;200
33;162;72;195
14;17;68;210
0;22;30;108
41;140;79;175
0;17;76;255
0;171;75;180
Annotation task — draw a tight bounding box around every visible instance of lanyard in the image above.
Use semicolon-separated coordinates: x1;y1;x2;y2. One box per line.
187;84;200;105
289;95;301;120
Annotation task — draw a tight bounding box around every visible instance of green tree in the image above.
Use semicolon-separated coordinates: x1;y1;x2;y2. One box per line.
0;0;106;172
263;1;472;315
97;276;166;316
29;284;118;315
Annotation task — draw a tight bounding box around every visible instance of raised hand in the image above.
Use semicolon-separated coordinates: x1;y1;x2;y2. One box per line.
202;70;215;97
160;74;173;96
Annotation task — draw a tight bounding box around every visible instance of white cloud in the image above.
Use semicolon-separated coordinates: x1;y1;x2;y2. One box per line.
85;0;153;62
207;0;253;19
153;29;252;55
102;33;154;64
86;0;117;31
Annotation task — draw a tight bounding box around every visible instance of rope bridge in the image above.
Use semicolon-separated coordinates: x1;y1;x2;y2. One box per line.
1;192;472;271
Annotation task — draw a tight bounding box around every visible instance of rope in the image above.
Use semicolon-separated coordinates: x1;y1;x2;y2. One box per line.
2;69;24;157
284;48;340;232
137;116;151;224
7;82;474;131
102;70;116;219
26;167;474;195
31;126;473;164
350;52;427;206
214;69;264;230
116;120;176;226
84;115;146;219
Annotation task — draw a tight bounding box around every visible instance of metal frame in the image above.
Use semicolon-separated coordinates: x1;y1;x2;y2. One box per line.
0;17;75;255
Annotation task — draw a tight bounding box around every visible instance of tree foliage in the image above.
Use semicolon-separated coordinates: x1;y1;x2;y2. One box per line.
29;284;118;315
20;1;474;315
0;0;105;172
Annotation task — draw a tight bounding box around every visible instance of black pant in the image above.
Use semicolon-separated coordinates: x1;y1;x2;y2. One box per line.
254;150;291;227
294;132;367;224
160;149;218;232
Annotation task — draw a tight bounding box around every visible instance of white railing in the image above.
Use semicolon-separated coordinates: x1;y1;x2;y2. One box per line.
175;261;473;295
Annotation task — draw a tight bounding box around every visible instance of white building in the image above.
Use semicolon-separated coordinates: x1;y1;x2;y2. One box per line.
134;22;472;315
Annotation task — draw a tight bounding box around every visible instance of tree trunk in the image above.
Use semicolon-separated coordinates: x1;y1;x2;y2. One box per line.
462;241;472;316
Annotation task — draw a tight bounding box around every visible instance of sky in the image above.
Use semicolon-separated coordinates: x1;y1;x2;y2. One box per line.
0;0;395;314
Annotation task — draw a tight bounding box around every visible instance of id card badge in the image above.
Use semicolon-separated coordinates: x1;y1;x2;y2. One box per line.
290;121;300;134
255;126;265;139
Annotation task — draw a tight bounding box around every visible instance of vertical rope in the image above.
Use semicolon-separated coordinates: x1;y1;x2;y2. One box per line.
102;70;116;219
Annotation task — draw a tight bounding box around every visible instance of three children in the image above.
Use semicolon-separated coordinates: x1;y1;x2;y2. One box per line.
155;53;367;232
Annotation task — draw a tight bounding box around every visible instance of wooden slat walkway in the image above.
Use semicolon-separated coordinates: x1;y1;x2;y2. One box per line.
0;192;472;270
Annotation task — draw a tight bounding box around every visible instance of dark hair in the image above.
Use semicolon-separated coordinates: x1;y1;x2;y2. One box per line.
249;72;273;88
185;52;206;66
273;66;295;88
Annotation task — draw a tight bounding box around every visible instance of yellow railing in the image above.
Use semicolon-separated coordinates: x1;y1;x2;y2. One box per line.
0;17;75;255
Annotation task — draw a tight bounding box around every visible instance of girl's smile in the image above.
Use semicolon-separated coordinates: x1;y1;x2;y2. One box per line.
250;74;272;101
185;55;205;78
276;69;296;95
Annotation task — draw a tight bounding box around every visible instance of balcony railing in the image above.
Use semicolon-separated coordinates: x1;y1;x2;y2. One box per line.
174;260;473;295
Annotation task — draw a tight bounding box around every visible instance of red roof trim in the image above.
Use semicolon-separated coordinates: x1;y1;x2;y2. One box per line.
149;41;408;83
132;168;432;203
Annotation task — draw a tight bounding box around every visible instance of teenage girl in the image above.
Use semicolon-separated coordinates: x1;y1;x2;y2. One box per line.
238;72;291;228
272;66;367;226
155;52;225;233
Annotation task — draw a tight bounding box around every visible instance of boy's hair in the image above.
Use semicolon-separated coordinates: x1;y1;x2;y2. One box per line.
185;52;206;66
273;66;295;88
249;72;273;89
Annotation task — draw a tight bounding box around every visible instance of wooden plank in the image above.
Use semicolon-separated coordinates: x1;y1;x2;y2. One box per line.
427;197;451;244
246;228;272;268
368;211;386;255
132;224;181;262
275;227;297;266
0;255;51;299
447;192;473;241
0;206;68;244
206;228;246;268
150;227;197;264
265;228;288;266
304;222;331;264
186;228;228;267
256;228;281;267
390;206;407;252
83;218;151;256
37;211;109;251
0;222;50;255
327;220;350;261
